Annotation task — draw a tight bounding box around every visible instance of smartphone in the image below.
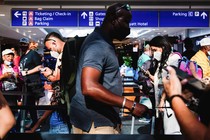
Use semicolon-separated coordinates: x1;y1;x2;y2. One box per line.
170;65;210;98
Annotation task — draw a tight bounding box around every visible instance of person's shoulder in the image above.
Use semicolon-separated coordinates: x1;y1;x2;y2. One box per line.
171;52;182;59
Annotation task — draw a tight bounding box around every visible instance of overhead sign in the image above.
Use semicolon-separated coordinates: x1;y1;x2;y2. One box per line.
159;11;209;27
79;11;106;27
11;10;78;27
11;9;210;28
130;11;158;27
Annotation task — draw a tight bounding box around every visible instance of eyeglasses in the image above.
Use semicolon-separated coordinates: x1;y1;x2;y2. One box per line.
116;4;131;13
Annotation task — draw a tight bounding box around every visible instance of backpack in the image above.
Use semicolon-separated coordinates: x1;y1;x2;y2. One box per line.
60;36;86;103
178;56;203;79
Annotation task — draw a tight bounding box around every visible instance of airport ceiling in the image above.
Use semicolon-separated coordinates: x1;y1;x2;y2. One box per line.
0;0;210;46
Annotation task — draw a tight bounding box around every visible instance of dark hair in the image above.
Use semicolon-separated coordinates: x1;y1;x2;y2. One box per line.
184;37;193;49
44;32;66;44
149;36;172;76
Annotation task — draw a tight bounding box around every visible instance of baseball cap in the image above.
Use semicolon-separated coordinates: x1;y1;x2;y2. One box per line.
2;49;14;56
200;37;210;46
19;37;30;44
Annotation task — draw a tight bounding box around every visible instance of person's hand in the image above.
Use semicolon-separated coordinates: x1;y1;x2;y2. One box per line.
21;70;27;76
41;67;53;77
131;103;148;117
158;99;165;112
162;66;182;98
3;72;13;78
43;81;53;90
13;72;18;77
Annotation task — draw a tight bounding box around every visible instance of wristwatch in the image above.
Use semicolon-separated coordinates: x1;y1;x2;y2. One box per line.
25;70;28;75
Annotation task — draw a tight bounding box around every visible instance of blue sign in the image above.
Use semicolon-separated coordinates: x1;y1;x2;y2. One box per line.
79;11;106;27
159;11;209;27
130;11;158;27
11;9;78;27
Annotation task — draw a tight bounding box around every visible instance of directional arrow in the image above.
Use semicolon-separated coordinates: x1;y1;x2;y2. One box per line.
81;12;88;19
14;11;21;18
201;12;207;19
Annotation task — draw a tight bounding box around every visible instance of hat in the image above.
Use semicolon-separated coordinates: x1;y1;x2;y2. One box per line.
200;37;210;46
20;37;30;44
2;49;14;56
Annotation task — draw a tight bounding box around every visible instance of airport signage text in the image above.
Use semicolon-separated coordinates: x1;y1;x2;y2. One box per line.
11;9;210;27
159;11;209;27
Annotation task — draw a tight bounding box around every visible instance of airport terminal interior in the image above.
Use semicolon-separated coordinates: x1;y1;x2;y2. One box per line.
0;0;210;140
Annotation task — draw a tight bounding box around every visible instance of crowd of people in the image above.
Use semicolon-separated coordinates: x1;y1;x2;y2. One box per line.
0;2;210;140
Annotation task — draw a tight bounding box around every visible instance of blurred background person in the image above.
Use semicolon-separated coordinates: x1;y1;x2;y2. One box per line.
0;49;22;105
182;37;196;60
190;37;210;79
0;49;22;132
136;44;153;123
25;82;69;134
19;37;43;129
11;46;21;68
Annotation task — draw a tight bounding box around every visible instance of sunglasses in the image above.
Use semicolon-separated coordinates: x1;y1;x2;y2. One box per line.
116;4;131;12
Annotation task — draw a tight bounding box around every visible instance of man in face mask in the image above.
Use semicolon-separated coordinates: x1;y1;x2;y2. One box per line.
19;37;43;130
190;37;210;78
42;32;66;82
70;3;148;134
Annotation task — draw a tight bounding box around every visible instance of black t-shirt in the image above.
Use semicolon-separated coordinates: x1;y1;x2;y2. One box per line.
20;50;42;85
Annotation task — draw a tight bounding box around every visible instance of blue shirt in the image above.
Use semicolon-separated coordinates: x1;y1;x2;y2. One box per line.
70;27;122;132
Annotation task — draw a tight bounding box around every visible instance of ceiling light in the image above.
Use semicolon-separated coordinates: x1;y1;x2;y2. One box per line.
138;30;152;36
0;14;5;16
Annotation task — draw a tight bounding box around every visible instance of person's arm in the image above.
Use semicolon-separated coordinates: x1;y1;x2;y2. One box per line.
0;72;12;80
25;110;53;133
189;61;201;80
0;92;16;139
158;91;166;112
41;67;60;82
162;66;210;140
81;67;148;117
21;65;42;76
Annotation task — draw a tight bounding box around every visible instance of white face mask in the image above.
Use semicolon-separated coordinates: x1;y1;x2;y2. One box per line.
153;51;162;61
208;51;210;56
50;51;59;58
4;60;13;66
